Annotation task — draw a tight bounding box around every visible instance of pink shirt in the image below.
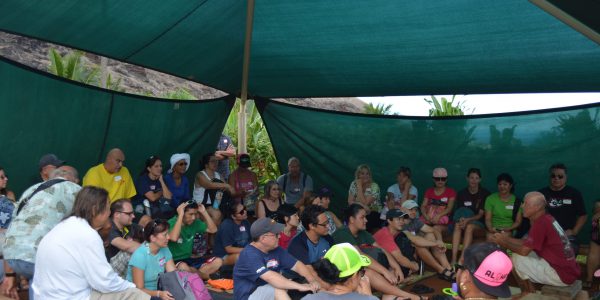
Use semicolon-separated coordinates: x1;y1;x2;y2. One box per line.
373;227;399;253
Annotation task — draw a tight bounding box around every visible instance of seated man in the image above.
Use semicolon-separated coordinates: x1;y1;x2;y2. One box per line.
214;202;252;266
332;204;420;300
287;205;334;289
106;199;143;278
233;218;319;300
83;148;136;203
168;201;222;279
401;200;454;281
373;209;420;278
491;191;580;296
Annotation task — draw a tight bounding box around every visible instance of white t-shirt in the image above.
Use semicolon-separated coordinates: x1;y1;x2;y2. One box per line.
380;184;418;219
33;217;134;300
193;171;222;204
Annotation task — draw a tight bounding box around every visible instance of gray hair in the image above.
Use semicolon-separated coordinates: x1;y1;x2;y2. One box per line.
288;157;300;166
50;165;79;183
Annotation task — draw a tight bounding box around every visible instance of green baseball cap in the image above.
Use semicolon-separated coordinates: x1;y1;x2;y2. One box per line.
324;243;371;278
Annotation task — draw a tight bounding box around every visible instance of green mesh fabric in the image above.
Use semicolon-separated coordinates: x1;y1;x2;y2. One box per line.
257;99;600;242
0;57;234;195
1;0;599;98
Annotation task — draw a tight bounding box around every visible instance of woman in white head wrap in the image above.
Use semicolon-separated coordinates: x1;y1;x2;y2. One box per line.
163;153;191;208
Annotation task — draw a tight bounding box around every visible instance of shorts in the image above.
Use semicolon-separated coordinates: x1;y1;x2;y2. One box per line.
248;284;275;300
175;256;217;269
512;251;567;286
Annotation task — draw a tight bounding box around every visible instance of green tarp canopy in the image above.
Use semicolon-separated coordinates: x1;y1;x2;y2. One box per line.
257;99;600;241
0;57;234;195
1;1;599;98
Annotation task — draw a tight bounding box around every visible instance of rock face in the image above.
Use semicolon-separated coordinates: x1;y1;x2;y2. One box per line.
0;32;367;112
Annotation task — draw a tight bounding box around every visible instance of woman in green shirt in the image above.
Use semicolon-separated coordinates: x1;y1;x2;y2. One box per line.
484;173;522;239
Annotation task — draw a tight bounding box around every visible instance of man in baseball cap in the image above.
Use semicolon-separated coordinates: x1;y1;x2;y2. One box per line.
234;218;320;300
38;153;65;181
401;200;454;281
456;242;512;298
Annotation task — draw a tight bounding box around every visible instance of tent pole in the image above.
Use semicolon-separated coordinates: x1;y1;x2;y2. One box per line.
238;0;255;154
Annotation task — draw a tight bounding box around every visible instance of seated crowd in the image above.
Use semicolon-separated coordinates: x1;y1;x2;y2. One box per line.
0;148;597;300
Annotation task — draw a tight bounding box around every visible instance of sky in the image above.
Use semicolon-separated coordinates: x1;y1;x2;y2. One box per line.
360;93;600;116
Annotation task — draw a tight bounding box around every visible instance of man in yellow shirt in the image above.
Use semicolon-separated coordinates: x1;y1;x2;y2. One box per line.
83;148;136;202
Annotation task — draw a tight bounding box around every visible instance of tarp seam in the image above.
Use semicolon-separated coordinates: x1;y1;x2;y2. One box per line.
123;0;211;60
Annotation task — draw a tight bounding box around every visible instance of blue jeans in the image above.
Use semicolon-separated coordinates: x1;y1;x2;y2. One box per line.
6;259;35;300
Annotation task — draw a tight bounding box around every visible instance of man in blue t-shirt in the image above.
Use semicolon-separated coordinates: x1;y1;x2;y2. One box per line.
288;205;334;265
233;218;320;300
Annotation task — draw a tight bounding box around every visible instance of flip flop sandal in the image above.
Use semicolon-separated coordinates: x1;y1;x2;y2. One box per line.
410;283;434;294
437;268;454;282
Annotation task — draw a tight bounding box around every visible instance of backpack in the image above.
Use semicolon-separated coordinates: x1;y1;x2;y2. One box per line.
282;173;308;192
158;271;212;300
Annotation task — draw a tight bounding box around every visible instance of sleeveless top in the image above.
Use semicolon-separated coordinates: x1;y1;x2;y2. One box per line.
260;198;283;219
192;171;221;205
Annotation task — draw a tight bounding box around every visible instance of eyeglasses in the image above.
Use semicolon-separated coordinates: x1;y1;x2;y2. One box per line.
118;211;135;216
177;162;188;166
550;174;564;179
315;221;329;227
433;177;447;182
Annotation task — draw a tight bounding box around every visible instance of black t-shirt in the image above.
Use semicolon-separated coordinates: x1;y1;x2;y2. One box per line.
539;185;586;231
455;187;491;218
105;221;141;260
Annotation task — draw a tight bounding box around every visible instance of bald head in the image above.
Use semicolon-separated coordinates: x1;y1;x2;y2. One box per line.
51;165;80;184
104;148;125;174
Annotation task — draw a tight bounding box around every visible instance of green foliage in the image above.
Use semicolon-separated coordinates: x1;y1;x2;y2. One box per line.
224;100;280;188
364;102;394;115
47;48;123;91
161;87;197;100
425;95;472;116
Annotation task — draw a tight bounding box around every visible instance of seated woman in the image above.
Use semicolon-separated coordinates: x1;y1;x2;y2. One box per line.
484;173;522;239
127;219;184;300
214;202;252;266
276;204;300;249
193;153;235;225
347;164;382;232
303;243;378;300
0;167;15;201
455;243;512;299
585;199;600;288
164;153;191;209
228;153;259;216
451;168;490;265
421;167;456;234
384;166;418;218
257;180;283;219
133;156;173;226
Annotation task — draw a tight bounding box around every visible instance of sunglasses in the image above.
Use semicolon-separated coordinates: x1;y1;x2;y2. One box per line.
236;207;247;215
433;177;448;182
118;210;135;216
177;162;188;166
550;174;564;179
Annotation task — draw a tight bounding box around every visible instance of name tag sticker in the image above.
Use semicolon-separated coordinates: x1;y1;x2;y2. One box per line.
114;175;122;181
239;226;246;232
505;205;514;210
464;201;472;206
563;199;572;205
441;197;448;203
266;259;279;269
